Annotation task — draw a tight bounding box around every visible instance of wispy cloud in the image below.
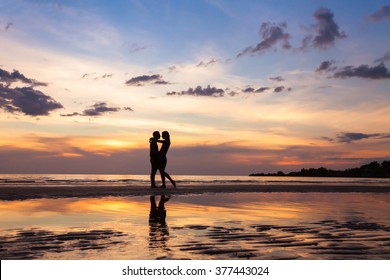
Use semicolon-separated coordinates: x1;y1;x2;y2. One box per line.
255;87;271;93
82;102;120;116
242;87;255;93
301;7;346;50
269;76;284;82
81;72;112;80
196;59;218;67
238;7;345;57
374;52;390;63
237;22;291;57
316;60;390;80
0;68;48;87
367;5;390;22
128;43;147;53
81;72;95;79
316;60;337;72
0;21;13;32
166;84;290;97
125;74;170;86
323;132;390;143
273;86;292;93
334;63;390;80
61;102;131;117
167;85;225;97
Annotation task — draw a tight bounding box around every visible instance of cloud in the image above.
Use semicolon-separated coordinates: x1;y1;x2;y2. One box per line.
81;72;96;79
337;132;379;143
196;59;217;67
167;66;178;73
0;21;13;32
123;107;134;112
255;87;270;93
253;86;283;93
274;86;291;93
128;43;147;53
368;5;390;22
301;8;346;49
316;60;336;72
374;52;390;63
333;62;390;80
125;74;170;86
61;102;133;117
269;76;284;82
80;72;112;80
237;22;291;57
316;60;390;80
227;86;273;95
0;67;61;116
167;85;288;97
167;85;225;97
0;68;48;87
323;132;390;143
60;112;80;117
5;22;13;31
242;87;255;93
82;102;120;116
236;86;286;95
0;85;63;116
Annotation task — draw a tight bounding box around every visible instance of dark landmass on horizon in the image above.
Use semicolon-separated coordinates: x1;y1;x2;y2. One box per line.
250;161;390;178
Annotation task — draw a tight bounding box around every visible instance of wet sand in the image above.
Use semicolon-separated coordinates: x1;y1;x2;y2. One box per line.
2;219;390;260
1;183;390;200
1;192;390;260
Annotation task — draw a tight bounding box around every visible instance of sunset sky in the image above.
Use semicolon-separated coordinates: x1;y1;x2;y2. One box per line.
1;0;390;175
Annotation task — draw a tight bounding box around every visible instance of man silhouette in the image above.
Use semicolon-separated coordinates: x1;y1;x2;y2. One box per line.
149;131;160;188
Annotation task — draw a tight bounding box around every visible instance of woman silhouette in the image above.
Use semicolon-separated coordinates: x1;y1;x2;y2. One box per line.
157;131;176;188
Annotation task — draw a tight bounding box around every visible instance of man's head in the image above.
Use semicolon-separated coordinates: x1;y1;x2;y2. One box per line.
152;131;160;139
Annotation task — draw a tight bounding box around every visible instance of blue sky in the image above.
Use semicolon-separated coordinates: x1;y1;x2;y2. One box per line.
0;0;390;175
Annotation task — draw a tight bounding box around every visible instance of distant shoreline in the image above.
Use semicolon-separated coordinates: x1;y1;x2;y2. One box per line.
249;174;390;178
250;160;390;178
1;184;390;201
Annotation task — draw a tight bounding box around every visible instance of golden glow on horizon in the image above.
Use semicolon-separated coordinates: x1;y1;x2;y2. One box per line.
61;152;83;158
275;158;308;166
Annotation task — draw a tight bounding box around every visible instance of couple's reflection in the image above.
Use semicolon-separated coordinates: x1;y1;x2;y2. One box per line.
148;195;170;249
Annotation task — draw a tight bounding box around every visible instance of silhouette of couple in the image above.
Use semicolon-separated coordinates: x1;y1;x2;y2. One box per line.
148;195;170;249
149;131;176;188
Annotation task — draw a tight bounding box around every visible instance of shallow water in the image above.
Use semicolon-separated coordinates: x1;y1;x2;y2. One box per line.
1;174;390;187
1;192;390;259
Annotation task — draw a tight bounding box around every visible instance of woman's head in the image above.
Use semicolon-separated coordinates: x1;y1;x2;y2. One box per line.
162;131;170;139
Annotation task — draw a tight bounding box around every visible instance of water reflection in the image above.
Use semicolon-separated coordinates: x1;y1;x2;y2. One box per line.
148;195;170;250
1;193;390;259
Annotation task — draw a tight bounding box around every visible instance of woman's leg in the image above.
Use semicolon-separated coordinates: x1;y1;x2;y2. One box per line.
160;171;166;188
161;157;176;188
164;172;176;188
159;157;167;188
